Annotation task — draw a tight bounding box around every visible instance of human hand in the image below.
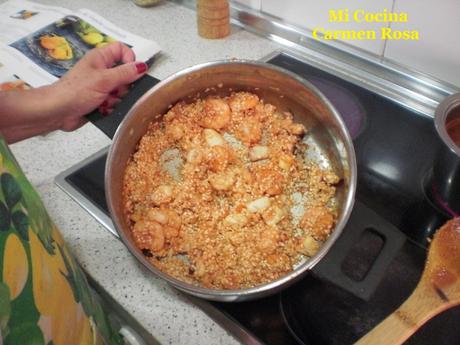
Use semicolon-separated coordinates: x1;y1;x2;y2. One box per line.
0;42;148;143
53;42;148;131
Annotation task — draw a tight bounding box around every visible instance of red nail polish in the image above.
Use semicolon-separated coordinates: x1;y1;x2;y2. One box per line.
110;88;118;96
101;100;108;107
136;62;147;74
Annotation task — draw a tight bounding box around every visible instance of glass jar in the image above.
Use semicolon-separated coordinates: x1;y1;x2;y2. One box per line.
133;0;161;7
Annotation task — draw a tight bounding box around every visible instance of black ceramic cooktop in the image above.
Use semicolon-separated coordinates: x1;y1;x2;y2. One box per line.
65;52;458;345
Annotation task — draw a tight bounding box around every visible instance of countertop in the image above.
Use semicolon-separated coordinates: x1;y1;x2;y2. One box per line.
8;0;278;344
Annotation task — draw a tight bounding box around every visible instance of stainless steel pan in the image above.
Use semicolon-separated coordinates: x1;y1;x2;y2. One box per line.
104;60;357;301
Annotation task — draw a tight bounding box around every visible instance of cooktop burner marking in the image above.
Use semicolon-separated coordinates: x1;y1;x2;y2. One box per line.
308;77;366;139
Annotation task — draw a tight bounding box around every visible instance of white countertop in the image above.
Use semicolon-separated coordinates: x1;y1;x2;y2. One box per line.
9;0;279;344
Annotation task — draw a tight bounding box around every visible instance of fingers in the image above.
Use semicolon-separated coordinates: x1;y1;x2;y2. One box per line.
99;95;121;115
61;116;89;132
98;84;131;115
110;84;129;97
97;42;136;68
101;61;147;88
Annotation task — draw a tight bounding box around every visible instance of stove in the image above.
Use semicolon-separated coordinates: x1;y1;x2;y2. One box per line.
55;51;459;345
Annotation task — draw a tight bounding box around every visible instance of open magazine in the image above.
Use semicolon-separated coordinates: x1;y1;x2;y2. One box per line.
0;0;161;89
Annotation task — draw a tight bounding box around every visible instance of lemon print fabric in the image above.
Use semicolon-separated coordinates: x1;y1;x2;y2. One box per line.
3;233;28;300
0;136;123;345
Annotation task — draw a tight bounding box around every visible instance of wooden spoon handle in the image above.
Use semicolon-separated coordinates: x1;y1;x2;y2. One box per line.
355;285;457;345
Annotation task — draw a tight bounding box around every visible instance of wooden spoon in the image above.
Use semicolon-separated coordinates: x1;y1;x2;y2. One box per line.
355;217;460;345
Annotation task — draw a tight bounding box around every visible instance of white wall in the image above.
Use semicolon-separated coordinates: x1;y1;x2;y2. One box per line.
261;0;393;55
233;0;261;10
232;0;460;87
384;0;460;87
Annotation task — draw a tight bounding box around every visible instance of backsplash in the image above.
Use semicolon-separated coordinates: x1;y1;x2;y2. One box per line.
232;0;460;87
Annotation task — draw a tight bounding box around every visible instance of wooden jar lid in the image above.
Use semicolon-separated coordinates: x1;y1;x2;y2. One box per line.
197;0;230;39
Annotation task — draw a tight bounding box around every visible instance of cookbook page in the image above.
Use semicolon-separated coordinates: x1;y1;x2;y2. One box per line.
0;62;32;91
0;0;160;87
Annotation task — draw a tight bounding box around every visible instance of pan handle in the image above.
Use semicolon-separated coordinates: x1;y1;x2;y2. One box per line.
312;200;406;301
86;74;161;139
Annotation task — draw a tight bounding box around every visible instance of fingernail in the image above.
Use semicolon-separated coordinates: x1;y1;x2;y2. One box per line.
99;107;108;115
110;88;118;96
136;62;148;74
101;100;108;107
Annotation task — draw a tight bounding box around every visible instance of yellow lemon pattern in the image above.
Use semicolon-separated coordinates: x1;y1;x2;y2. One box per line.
2;233;28;300
0;136;122;345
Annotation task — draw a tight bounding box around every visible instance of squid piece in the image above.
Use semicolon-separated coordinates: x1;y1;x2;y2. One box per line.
247;196;271;213
204;128;226;147
249;145;269;162
150;185;174;206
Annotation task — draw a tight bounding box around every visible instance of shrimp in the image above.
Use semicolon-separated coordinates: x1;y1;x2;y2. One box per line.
301;206;335;241
278;153;295;171
146;208;181;240
208;171;236;191
186;148;204;165
322;170;341;185
163;225;180;239
165;208;182;230
224;213;249;227
200;98;231;130
235;118;262;145
258;228;279;253
298;234;320;257
132;220;165;252
251;164;284;196
147;208;181;229
207;145;234;172
146;208;168;224
228;92;259;112
165;121;185;141
262;206;285;226
289;123;305;136
150;185;174;206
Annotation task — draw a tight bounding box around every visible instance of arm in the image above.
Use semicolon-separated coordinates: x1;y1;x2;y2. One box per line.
0;42;148;143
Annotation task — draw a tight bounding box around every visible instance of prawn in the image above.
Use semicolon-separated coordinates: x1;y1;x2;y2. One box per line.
207;145;234;172
208;171;236;191
150;185;174;206
301;206;335;241
229;92;259;112
251;164;284;196
132;220;166;252
200;98;231;130
235;118;262;145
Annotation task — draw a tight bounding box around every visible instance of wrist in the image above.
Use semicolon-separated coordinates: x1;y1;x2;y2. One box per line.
38;82;73;131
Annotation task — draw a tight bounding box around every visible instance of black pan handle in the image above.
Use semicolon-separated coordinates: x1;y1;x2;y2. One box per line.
86;74;161;139
312;200;406;301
